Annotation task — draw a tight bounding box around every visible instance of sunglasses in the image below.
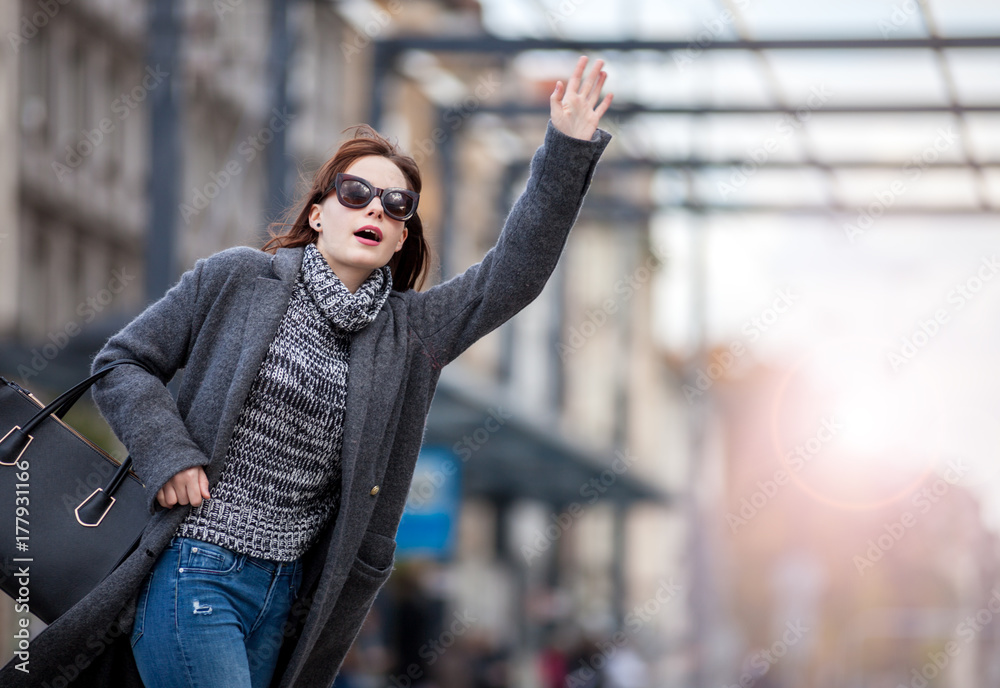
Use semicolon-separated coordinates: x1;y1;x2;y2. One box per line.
323;173;419;222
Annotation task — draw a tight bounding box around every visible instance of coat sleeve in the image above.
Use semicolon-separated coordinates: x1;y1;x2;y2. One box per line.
405;120;611;368
88;256;213;514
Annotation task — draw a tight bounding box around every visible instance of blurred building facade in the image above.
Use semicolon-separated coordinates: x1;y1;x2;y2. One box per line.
4;0;150;356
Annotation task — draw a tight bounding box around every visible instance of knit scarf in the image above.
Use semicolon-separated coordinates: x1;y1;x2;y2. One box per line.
300;241;392;332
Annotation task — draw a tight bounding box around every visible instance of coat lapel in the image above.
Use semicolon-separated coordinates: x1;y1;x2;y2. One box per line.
301;304;410;615
205;247;299;485
338;322;376;519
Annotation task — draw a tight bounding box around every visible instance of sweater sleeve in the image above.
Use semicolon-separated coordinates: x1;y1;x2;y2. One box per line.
405;120;612;368
89;256;213;514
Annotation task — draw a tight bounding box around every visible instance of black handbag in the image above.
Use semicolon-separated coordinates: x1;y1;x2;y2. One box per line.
0;358;154;623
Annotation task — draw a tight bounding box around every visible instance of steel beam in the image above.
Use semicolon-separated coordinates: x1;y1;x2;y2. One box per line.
377;36;1000;54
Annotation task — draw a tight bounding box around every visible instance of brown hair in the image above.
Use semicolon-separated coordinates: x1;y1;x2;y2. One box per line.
261;124;430;291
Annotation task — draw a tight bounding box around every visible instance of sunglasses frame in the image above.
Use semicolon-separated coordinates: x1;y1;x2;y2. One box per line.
324;173;419;222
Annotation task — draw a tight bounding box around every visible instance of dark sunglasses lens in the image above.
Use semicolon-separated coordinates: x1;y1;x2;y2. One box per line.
339;179;372;206
383;191;413;219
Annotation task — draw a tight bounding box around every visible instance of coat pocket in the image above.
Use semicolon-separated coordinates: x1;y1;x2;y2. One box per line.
352;529;396;581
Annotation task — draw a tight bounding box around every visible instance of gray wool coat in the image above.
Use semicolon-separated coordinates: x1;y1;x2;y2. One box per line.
1;121;610;687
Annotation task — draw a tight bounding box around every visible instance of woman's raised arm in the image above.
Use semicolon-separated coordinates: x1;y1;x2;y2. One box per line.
403;56;614;367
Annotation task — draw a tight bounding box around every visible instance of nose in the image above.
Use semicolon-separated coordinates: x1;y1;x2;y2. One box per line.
366;195;384;219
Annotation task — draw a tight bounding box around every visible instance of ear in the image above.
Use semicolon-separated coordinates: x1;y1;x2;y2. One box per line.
395;225;409;252
308;203;322;229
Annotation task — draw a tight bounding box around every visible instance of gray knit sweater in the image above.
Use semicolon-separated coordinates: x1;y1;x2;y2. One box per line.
175;241;392;561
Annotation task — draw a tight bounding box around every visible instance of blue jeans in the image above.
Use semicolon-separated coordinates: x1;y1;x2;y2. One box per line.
130;536;304;688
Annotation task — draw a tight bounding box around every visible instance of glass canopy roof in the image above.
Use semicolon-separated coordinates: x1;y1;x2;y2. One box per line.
393;0;1000;523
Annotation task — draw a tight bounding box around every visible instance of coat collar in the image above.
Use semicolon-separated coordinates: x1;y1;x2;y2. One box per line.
272;245;304;283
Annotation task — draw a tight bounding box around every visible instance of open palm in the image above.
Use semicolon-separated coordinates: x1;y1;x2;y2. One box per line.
550;55;614;141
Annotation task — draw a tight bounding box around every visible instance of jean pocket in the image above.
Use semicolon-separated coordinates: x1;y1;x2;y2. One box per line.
130;570;154;649
178;539;239;575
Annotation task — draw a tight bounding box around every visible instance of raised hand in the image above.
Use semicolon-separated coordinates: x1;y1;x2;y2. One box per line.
550;55;614;141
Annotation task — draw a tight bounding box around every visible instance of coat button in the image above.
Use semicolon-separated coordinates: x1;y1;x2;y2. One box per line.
370;485;380;496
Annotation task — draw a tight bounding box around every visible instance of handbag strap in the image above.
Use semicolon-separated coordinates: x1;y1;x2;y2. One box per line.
50;358;157;419
0;358;156;468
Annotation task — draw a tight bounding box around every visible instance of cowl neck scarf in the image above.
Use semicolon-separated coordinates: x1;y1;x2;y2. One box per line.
299;241;392;333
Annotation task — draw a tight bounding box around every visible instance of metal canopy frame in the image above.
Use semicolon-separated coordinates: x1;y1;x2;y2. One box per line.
370;34;1000;218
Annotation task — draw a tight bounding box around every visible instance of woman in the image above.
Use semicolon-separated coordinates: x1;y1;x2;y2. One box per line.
2;56;611;687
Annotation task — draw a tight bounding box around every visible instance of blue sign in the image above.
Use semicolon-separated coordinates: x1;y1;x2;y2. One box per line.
395;445;461;559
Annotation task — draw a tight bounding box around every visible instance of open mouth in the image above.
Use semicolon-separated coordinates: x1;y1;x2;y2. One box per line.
354;227;382;244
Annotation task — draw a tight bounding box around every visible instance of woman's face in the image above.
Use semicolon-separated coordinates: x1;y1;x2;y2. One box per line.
309;155;410;293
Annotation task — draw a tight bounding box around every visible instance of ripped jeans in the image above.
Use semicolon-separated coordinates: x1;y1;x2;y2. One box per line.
130;536;304;688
